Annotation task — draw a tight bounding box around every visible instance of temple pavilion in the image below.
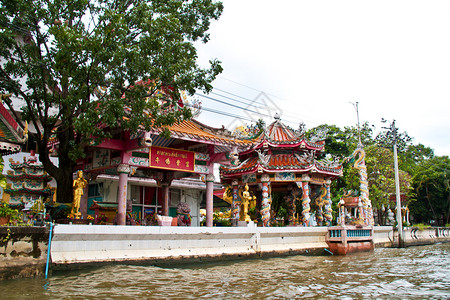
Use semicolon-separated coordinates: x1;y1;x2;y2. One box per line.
78;118;253;226
220;115;343;226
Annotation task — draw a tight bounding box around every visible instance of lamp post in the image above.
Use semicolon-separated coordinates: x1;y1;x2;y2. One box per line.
381;119;404;247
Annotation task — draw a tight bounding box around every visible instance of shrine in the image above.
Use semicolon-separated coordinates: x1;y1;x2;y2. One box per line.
220;114;343;226
4;150;54;204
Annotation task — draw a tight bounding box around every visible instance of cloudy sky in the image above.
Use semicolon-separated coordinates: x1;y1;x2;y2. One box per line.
194;0;450;156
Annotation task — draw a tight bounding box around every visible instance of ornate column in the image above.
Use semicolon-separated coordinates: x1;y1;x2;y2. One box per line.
117;163;130;225
261;174;271;227
231;179;240;221
205;174;215;227
324;179;333;226
301;174;311;226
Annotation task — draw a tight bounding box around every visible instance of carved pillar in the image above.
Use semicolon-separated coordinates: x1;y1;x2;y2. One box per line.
231;179;240;221
301;174;311;226
261;174;271;227
324;179;333;226
117;163;130;225
205;174;214;227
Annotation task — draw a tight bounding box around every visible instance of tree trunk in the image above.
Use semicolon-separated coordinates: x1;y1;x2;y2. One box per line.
37;130;76;203
425;183;438;225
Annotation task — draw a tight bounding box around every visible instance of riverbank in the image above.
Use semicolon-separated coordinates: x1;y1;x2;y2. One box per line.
1;224;449;280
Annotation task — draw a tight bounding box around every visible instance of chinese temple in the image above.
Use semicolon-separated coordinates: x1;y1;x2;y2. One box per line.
220;114;343;226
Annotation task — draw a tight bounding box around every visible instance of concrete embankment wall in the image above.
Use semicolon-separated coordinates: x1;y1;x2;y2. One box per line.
0;226;49;280
50;224;395;269
2;225;448;278
403;227;450;246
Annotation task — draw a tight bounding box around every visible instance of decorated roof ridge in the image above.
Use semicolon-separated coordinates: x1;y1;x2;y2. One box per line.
4;187;52;194
220;153;342;176
8;154;45;169
235;116;325;152
6;173;52;180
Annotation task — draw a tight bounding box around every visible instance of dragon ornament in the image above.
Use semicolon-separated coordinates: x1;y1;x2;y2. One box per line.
301;180;311;226
347;146;374;226
314;186;327;226
323;183;333;226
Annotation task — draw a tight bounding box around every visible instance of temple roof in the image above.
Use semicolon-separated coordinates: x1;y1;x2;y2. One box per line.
220;116;342;179
240;116;325;154
150;119;254;152
0;102;24;155
220;153;343;178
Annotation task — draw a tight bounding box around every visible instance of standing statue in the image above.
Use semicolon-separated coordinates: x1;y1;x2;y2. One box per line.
71;170;88;219
240;184;255;222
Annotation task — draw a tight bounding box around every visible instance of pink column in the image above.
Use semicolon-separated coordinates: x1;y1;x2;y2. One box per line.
261;174;271;227
205;174;214;227
162;183;169;216
117;164;130;225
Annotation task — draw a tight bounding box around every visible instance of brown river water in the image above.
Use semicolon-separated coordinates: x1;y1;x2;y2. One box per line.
1;243;449;299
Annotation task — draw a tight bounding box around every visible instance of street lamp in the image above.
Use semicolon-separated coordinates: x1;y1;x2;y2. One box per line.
381;118;404;247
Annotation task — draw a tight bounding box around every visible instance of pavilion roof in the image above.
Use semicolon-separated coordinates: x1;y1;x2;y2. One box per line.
220;152;343;178
240;116;325;154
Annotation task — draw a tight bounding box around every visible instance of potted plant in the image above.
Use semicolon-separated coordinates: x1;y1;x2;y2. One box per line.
0;201;18;226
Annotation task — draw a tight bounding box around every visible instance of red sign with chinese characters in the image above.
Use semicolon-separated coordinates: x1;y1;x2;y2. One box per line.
149;146;195;172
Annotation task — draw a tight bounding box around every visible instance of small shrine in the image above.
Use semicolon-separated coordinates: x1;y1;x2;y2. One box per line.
4;150;54;204
220;115;343;226
326;146;375;255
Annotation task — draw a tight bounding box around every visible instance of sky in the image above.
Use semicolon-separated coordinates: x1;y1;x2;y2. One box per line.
193;0;450;156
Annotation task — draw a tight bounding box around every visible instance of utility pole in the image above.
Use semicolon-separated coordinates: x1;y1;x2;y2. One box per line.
382;118;404;247
350;101;362;147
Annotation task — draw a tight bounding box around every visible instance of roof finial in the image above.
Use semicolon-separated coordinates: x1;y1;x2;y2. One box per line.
274;112;280;121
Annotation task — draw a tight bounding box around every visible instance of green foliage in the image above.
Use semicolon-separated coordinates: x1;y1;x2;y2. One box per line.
410;156;450;226
0;157;6;189
0;201;19;219
0;0;223;202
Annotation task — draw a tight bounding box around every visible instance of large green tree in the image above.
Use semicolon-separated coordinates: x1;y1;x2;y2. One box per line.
0;0;223;202
410;156;450;225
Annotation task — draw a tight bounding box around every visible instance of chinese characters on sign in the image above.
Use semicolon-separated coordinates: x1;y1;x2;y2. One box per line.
149;146;195;172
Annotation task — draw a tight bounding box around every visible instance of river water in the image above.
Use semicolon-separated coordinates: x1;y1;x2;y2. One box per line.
1;243;449;299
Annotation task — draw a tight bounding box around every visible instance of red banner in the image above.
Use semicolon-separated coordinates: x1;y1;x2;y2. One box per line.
149;146;195;172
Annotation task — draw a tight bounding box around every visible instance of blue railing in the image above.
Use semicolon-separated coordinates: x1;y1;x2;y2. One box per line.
347;229;371;237
329;229;342;238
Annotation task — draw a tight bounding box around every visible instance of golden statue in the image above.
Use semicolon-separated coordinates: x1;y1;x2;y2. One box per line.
240;184;255;222
70;170;88;219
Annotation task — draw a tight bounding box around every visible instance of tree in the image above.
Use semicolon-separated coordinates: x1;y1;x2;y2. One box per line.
410;156;450;225
365;145;413;225
0;0;223;202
